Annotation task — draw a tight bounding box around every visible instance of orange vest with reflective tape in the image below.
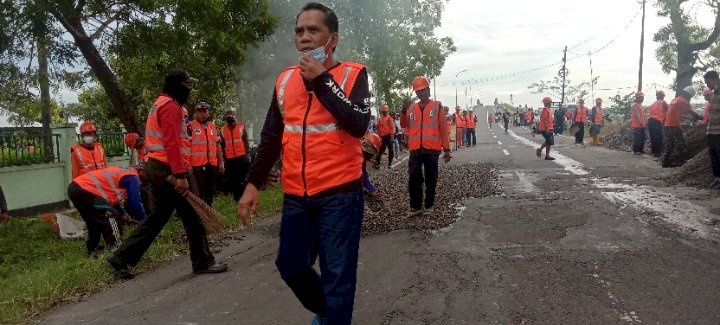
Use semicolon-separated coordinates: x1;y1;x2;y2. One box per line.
592;106;604;124
145;95;192;164
406;101;442;151
539;107;554;131
649;100;667;122
630;103;646;128
222;124;247;159
454;113;465;128
574;106;588;123
74;166;138;205
71;143;106;178
466;114;477;128
275;62;365;197
377;115;395;137
189;120;219;167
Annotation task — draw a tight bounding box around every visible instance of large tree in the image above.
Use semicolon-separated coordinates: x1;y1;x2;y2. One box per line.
527;70;599;103
653;0;720;91
3;0;277;132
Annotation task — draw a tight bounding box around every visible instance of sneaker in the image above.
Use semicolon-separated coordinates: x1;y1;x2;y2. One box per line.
536;148;542;158
193;263;228;274
545;156;556;160
311;314;326;325
423;207;435;215
106;255;134;279
407;208;423;217
709;179;720;189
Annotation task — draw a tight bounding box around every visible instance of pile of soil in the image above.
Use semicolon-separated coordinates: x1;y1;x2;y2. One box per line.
666;148;714;188
363;162;499;235
603;123;708;164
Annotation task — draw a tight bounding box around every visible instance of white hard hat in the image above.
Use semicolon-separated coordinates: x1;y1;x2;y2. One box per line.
682;86;696;98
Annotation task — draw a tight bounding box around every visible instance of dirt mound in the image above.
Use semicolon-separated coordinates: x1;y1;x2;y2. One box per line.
666;148;714;188
603;123;708;165
363;162;499;235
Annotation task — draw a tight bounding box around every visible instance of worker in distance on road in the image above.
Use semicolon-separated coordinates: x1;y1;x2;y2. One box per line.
647;90;669;157
374;104;396;169
536;97;556;160
630;91;647;155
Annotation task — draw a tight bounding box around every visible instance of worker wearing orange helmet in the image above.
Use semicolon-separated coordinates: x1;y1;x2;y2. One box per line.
374;103;395;169
361;133;381;199
536;97;556;160
662;86;701;167
71;121;108;179
631;91;647;155
124;133;146;163
452;105;464;149
573;98;589;144
648;90;669;157
220;108;250;202
238;4;371;323
401;76;451;216
188;101;224;206
590;98;605;146
524;107;535;136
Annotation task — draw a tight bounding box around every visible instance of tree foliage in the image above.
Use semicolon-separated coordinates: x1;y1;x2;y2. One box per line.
653;0;720;91
527;71;599;103
605;91;635;123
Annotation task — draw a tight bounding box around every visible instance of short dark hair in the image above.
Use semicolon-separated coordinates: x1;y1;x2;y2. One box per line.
704;70;719;80
297;2;338;34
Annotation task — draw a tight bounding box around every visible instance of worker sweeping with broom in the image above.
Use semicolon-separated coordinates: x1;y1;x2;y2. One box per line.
107;68;227;279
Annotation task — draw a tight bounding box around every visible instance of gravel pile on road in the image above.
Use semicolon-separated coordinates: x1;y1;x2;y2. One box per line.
363;162;499;235
666;147;714;188
603;123;708;165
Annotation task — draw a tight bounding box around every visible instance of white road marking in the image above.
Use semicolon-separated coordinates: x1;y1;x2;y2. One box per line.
390;155;409;169
497;141;503;145
493;135;497;138
507;129;717;240
514;171;538;192
590;266;642;323
502;149;510;156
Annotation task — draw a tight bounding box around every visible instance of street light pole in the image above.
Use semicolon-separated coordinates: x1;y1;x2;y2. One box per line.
455;69;467;108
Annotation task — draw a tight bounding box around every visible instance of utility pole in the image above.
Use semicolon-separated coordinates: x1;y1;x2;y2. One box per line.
455;69;467;108
638;0;646;91
433;77;437;100
589;52;594;99
560;46;568;105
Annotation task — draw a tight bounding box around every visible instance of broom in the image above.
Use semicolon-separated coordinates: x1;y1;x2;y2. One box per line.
167;175;227;234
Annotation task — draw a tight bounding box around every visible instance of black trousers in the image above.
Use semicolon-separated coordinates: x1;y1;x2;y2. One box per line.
708;135;720;177
662;126;685;167
112;158;214;271
467;128;476;146
648;118;664;155
408;151;439;210
632;127;646;153
68;182;119;253
225;156;248;201
192;164;217;206
575;122;585;143
375;135;394;168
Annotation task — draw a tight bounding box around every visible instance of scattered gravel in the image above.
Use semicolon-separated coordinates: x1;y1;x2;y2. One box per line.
666;148;714;189
363;162;499;235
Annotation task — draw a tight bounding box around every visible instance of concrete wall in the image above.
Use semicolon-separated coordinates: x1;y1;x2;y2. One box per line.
0;124;131;215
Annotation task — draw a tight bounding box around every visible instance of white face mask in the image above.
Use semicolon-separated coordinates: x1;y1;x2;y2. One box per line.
298;39;331;63
82;136;95;144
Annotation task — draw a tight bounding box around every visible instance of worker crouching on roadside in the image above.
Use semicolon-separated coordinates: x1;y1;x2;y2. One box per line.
68;165;147;256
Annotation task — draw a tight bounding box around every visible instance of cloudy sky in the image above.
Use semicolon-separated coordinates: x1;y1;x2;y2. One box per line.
432;0;716;108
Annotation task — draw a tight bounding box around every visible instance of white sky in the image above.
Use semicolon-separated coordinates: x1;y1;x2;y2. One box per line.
432;0;716;108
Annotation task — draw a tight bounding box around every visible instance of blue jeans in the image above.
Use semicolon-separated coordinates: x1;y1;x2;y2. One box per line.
276;190;364;325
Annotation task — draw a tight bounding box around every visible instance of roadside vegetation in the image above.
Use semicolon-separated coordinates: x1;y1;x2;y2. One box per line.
0;186;283;324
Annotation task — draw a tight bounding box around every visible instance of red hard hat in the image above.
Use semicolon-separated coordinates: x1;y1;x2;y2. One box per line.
79;121;97;133
703;87;713;96
412;76;430;92
595;98;603;103
542;97;552;104
381;104;389;112
362;133;381;155
124;133;140;148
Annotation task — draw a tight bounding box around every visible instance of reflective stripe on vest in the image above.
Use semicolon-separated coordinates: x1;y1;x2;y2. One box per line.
275;62;365;197
222;124;247;159
649;100;667;122
73;143;106;175
189;120;218;166
406;101;442;151
75;166;137;205
466;114;477;128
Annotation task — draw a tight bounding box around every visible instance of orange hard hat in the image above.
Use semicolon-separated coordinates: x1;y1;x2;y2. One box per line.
412;76;430;91
79;121;97;133
542;97;552;104
595;98;603;103
455;105;461;110
635;91;644;97
361;133;381;155
703;87;713;96
381;104;389;112
124;133;140;148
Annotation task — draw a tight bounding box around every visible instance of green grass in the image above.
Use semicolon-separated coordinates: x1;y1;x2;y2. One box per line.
0;185;283;324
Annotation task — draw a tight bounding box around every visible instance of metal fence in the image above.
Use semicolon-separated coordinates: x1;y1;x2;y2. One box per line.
0;131;61;168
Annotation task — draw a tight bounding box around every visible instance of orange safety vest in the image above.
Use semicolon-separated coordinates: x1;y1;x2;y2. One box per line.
665;96;691;127
275;62;365;197
455;113;466;128
488;114;495;123
574;106;588;123
221;124;247;159
466;113;477;128
592;106;604;124
145;95;192;165
539;107;555;131
189;120;219;167
630;103;646;128
649;100;667;123
74;166;138;205
406;101;443;151
377;115;395;137
525;111;534;123
71;143;106;177
704;102;711;125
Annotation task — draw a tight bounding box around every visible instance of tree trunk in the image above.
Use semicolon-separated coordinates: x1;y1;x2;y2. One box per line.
37;36;54;161
676;45;697;92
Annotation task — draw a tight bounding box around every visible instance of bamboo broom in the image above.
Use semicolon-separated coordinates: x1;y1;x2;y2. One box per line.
167;175;227;234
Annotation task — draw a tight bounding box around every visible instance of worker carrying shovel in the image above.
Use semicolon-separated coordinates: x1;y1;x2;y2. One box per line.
67;165;147;257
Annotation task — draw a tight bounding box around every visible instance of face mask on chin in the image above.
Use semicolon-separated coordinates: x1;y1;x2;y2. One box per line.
298;38;331;63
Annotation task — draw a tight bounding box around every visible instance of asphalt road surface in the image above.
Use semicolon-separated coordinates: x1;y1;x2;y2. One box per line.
39;106;720;324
